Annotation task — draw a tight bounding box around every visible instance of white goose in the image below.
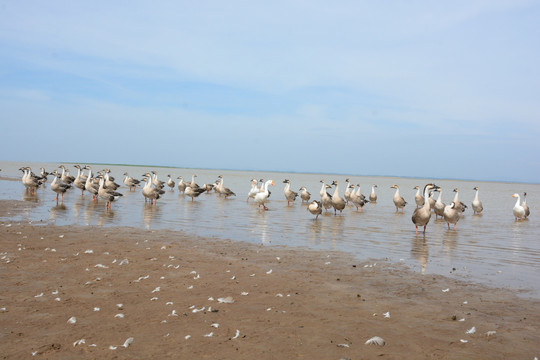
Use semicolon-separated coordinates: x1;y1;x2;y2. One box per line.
512;193;526;221
123;172;140;191
177;176;187;193
254;180;274;211
247;178;259;203
344;179;353;205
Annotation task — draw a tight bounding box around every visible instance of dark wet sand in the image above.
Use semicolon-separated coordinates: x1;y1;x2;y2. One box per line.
1;200;539;359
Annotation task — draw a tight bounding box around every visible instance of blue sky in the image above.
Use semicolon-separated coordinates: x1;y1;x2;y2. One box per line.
1;1;539;182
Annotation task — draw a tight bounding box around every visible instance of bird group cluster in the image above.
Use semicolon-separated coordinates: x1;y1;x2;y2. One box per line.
17;166;237;210
13;166;532;231
248;178;531;235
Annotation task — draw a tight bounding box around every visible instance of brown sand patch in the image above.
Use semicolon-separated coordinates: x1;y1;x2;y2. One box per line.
0;221;539;359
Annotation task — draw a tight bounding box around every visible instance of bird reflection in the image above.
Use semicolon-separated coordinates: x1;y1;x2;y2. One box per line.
442;229;458;256
411;236;429;274
50;204;67;223
143;203;160;229
22;189;39;202
98;209;115;226
256;211;270;245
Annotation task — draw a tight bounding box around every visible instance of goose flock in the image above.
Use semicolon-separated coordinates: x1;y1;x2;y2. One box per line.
12;166;533;234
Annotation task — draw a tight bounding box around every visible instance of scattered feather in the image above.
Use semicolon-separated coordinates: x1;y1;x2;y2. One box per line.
59;235;64;238
460;339;468;343
34;293;43;298
208;297;214;301
94;307;100;311
459;318;466;322
84;250;94;254
486;331;497;336
151;286;160;293
185;335;191;340
109;345;117;350
151;297;158;301
73;339;86;347
266;269;273;274
365;336;385;346
337;343;350;348
203;332;213;337
55;297;61;301
52;289;59;295
217;296;234;304
442;288;450;292
232;330;240;340
211;323;219;328
95;264;108;268
166;302;173;305
116;304;123;309
383;312;390;318
122;337;134;348
115;313;125;319
119;259;129;266
465;326;476;334
192;307;205;313
187;285;193;289
241;292;249;296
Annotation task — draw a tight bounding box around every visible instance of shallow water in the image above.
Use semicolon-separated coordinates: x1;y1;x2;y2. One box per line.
1;161;539;297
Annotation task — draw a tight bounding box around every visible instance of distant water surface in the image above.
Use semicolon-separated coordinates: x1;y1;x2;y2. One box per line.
1;161;539;297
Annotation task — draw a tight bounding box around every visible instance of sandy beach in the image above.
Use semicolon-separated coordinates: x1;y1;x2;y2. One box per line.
1;199;539;359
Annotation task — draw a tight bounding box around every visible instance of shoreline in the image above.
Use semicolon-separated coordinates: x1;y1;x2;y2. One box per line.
1;203;539;359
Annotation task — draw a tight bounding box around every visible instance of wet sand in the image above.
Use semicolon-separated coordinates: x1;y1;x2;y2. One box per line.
1;200;539;359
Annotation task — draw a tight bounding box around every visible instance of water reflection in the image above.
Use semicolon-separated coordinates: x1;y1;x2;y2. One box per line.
143;203;160;229
411;236;429;273
22;189;39;202
50;204;67;223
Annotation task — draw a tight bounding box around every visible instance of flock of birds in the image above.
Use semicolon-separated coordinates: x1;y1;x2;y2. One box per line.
11;166;532;235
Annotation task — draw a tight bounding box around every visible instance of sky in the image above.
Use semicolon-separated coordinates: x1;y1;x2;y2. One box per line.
1;1;539;183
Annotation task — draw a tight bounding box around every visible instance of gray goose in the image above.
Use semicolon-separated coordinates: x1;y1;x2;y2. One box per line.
414;186;425;208
216;175;236;199
123;172;140;191
351;184;369;211
50;171;72;203
391;185;407;212
411;183;439;235
434;188;445;219
283;179;298;206
98;176;123;209
176;176;187;193
472;187;483;214
443;202;460;230
522;192;530;218
369;184;378;203
308;200;323;219
167;175;175;190
320;180;333;212
331;180;346;215
299;186;311;203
